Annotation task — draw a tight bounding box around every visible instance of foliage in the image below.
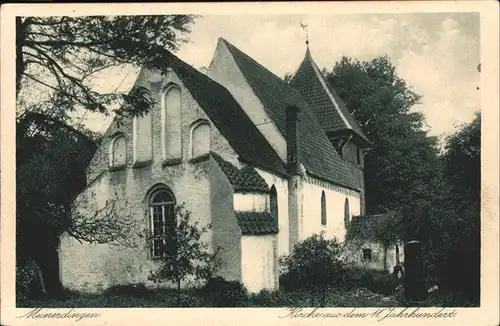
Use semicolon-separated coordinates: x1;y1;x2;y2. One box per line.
103;283;151;298
16;113;139;263
200;277;248;307
148;204;215;306
250;289;296;307
422;112;481;303
325;56;442;240
16;15;196;121
341;267;401;296
15;15;197;298
326;56;479;304
278;232;345;307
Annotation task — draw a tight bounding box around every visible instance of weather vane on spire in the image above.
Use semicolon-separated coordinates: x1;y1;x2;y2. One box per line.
300;21;309;46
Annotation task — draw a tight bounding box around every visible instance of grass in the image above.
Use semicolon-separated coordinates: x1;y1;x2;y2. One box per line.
19;285;403;308
18;279;478;308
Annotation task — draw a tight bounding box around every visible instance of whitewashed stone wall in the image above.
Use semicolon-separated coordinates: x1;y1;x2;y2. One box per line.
254;168;290;257
60;68;243;292
241;234;278;293
300;175;361;243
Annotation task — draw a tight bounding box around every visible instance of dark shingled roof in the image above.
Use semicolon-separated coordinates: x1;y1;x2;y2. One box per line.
221;38;360;190
289;48;369;146
235;211;278;235
212;152;269;193
346;213;399;242
150;47;288;177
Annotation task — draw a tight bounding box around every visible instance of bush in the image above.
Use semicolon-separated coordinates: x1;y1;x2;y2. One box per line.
250;289;295;307
103;283;151;298
200;277;247;307
341;267;400;295
278;232;345;307
279;270;302;292
16;262;46;302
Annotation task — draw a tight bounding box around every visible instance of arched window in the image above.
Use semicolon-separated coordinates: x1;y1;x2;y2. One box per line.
270;185;278;225
162;85;182;161
109;134;126;168
344;198;350;229
133;113;152;164
321;191;327;225
148;188;176;258
191;121;210;158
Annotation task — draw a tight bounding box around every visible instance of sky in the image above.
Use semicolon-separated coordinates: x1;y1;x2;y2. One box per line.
84;13;480;139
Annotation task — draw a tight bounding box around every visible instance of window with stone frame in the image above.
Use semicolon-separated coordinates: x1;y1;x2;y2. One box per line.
148;189;176;258
109;134;126;168
190;120;211;158
162;85;182;161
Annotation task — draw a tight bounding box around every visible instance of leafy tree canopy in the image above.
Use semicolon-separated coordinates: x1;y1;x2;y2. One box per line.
325;56;442;239
16;15;197;124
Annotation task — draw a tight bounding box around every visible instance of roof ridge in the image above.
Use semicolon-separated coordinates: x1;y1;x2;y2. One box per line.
221;39;361;190
221;38;287;83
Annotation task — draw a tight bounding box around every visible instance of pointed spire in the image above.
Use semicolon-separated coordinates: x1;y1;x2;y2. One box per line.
300;21;309;47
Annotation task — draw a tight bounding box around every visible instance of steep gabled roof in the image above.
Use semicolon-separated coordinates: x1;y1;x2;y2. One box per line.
211;152;269;193
235;211;278;235
289;48;369;146
220;38;360;190
151;48;287;177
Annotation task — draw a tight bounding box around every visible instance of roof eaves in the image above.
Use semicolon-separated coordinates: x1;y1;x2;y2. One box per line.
305;170;361;193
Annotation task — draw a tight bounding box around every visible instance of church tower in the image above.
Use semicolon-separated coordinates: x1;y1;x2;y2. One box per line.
288;43;370;213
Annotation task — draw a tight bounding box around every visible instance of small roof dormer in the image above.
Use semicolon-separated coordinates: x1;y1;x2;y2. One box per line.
289;47;370;148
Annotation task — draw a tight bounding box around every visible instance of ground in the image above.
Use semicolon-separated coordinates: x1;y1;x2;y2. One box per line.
17;284;478;308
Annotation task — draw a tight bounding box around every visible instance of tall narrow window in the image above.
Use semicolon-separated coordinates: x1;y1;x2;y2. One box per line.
321;191;327;225
162;85;182;161
133;113;152;164
191;121;210;158
149;189;176;258
270;185;278;225
110;135;126;168
344;198;350;229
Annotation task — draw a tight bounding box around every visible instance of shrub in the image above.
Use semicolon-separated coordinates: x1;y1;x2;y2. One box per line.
148;204;214;306
103;283;151;298
200;277;247;307
250;289;294;307
16;261;46;302
279;270;302;292
278;232;345;307
340;267;400;295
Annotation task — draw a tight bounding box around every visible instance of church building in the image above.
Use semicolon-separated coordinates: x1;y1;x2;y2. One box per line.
59;38;372;293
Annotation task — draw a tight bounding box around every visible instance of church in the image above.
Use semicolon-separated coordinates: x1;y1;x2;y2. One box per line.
59;37;375;293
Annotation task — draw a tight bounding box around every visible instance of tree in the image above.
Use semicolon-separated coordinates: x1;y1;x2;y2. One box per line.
16;16;196;121
15;15;197;296
325;56;442;241
16;114;97;296
148;204;216;307
278;232;345;307
424;112;481;303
